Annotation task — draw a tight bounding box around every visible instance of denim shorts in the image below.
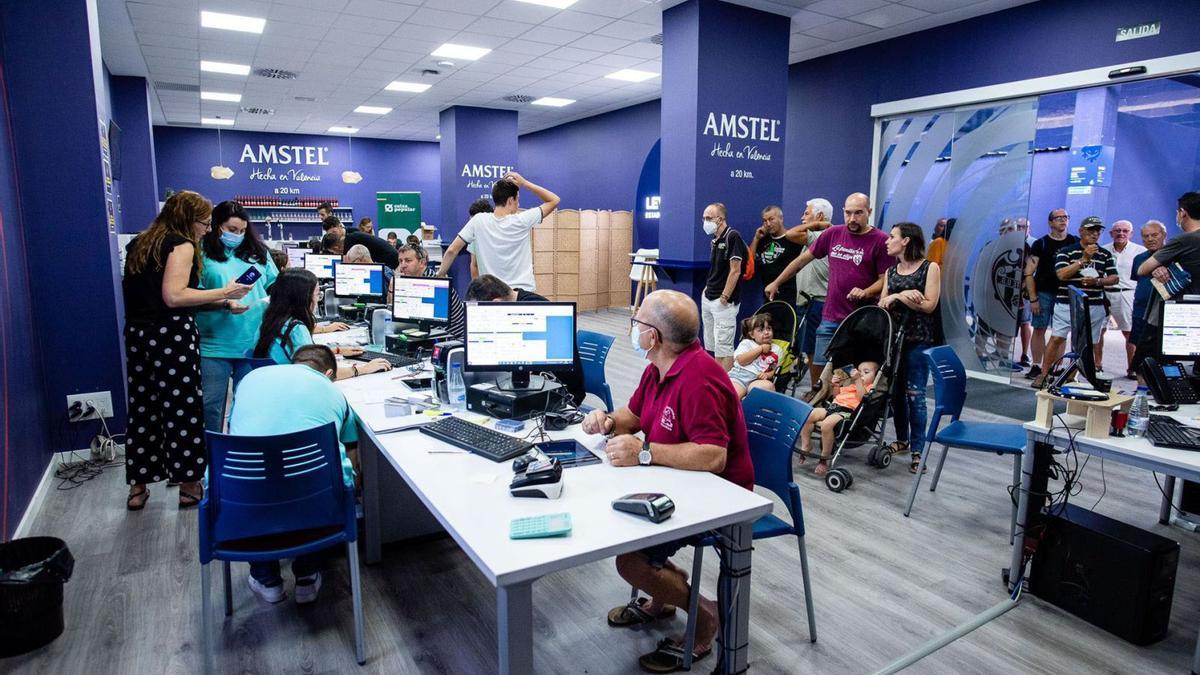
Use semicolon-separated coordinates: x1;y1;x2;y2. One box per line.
1032;291;1055;329
812;320;839;365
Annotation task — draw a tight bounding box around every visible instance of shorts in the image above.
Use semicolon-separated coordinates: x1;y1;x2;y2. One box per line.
1032;291;1056;329
701;295;739;358
641;534;703;568
798;300;824;355
1019;300;1031;324
1051;301;1107;341
729;367;758;390
825;403;855;422
812;319;839;365
1108;290;1134;331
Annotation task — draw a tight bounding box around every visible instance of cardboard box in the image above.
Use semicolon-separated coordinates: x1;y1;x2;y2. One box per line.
535;274;555;296
533;227;555;252
554;251;580;273
556;273;579;296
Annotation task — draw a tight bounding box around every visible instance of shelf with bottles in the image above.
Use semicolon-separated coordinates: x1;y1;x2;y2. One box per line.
249;217;352;225
236;195;343;208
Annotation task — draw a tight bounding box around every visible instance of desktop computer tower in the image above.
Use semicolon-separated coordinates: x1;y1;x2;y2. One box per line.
1029;503;1178;645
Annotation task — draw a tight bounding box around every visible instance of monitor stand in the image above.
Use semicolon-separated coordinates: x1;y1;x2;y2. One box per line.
496;372;546;392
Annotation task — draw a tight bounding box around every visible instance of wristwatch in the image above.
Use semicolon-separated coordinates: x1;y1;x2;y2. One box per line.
638;439;653;466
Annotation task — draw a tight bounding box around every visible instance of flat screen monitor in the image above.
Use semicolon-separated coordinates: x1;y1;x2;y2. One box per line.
392;275;450;327
465;301;576;390
303;253;340;280
1051;286;1100;390
285;246;308;269
1161;300;1200;359
333;262;386;299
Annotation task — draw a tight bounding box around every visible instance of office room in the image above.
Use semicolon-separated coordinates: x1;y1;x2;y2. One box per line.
3;0;1200;673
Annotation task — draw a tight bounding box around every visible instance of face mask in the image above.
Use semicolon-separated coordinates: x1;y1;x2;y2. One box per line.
220;231;244;248
630;327;649;359
702;219;718;236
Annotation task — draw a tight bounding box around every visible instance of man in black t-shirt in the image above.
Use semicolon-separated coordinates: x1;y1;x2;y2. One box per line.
749;205;804;303
1022;208;1079;379
702;202;747;370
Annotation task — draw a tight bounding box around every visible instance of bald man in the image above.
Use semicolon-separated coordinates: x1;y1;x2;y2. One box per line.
1101;219;1145;377
583;290;753;671
764;192;890;371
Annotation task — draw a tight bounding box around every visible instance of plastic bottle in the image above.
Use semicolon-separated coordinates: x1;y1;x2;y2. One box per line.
371;308;392;346
1127;386;1150;438
448;363;467;412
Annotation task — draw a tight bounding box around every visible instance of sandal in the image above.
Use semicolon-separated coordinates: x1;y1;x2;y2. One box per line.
178;484;203;509
795;447;811;464
813;459;830;477
638;637;711;673
126;486;150;511
885;441;909;457
607;596;677;628
910;453;927;474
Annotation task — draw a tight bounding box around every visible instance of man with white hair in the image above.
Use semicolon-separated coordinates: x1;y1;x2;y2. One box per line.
1101;219;1145;377
794;198;833;394
1129;220;1166;375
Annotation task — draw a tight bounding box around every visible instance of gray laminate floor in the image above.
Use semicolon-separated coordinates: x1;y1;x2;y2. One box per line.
4;309;1195;674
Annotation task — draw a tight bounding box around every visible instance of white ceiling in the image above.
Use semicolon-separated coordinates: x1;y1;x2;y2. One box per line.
98;0;1036;141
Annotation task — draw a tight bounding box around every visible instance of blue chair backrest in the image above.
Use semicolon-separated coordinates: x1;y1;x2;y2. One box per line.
201;423;349;559
576;330;615;409
242;348;277;371
923;346;967;432
742;389;813;536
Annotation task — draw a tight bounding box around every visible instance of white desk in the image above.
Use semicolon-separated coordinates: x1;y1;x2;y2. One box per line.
337;370;774;673
1012;408;1200;671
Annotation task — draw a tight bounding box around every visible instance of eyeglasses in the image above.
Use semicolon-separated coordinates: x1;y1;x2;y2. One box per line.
196;219;212;227
1051;215;1070;221
630;317;662;341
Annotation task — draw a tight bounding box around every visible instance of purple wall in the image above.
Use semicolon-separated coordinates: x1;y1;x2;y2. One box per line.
783;0;1200;222
519;100;660;212
153;126;441;240
1106;113;1199;239
111;76;159;234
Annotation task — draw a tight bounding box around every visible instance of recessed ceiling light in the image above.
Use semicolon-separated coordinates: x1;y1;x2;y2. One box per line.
201;118;234;126
386;81;432;93
513;0;578;7
200;10;265;34
201;91;242;102
605;69;659;83
328;126;358;134
435;134;441;140
201;60;251;76
431;43;491;61
354;105;392;115
531;97;575;107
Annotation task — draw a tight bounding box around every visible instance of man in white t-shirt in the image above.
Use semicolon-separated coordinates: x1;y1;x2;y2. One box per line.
1100;219;1145;377
438;172;559;291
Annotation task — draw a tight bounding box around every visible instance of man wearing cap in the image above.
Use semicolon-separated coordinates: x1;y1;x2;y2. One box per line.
1033;216;1118;388
1023;208;1078;380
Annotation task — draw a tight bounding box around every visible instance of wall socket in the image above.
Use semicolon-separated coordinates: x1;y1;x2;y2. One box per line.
66;391;114;421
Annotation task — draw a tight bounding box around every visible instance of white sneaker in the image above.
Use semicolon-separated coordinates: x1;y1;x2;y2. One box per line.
294;572;322;605
248;575;285;603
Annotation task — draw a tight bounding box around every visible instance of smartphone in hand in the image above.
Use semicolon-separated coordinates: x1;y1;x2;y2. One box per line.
235;266;263;285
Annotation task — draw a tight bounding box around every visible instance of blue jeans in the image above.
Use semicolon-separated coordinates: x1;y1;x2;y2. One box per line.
250;551;325;586
798;300;825;356
200;357;254;433
892;342;931;456
1031;291;1056;329
812;319;839;366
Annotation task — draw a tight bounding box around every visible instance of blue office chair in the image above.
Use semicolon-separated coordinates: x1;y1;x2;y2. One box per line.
242;348;277;371
904;346;1025;544
576;330;615;411
672;389;818;668
199;423;366;668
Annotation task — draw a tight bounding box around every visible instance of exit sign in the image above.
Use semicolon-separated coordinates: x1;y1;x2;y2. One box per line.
1115;21;1160;42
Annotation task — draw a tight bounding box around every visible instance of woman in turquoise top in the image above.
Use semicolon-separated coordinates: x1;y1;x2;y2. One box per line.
197;201;278;432
252;268;392;380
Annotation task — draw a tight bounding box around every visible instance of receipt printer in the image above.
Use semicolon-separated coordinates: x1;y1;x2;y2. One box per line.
510;449;563;499
431;340;463;401
612;493;675;523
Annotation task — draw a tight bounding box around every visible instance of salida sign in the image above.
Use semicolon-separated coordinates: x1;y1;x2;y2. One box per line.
701;112;782;180
240;143;330;183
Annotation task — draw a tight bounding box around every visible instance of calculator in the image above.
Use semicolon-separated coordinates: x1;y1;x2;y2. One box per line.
509;513;572;539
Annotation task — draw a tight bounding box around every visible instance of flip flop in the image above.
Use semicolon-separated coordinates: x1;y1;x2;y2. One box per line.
126;486;150;511
638;637;711;673
607;596;677;628
178;487;202;509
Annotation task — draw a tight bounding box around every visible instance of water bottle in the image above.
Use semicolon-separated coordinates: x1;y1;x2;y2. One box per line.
322;287;338;319
1127;386;1150;438
448;363;467;412
371;308;392;346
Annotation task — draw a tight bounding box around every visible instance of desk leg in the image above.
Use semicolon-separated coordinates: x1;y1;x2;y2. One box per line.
360;428;382;565
717;520;754;674
1008;430;1037;591
497;581;534;675
1159;475;1176;525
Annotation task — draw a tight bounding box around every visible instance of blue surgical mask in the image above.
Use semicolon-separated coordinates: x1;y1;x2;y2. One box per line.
220;231;244;248
630;326;649;359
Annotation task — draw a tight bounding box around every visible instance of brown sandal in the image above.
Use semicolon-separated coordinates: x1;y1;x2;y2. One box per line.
910;453;927;474
178;484;203;509
126;486;150;511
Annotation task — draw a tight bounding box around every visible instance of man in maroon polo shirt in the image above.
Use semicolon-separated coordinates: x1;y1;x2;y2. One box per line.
582;289;753;671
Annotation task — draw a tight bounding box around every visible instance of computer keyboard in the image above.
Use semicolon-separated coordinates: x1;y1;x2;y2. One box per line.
1146;417;1200;451
349;350;420;369
419;416;532;462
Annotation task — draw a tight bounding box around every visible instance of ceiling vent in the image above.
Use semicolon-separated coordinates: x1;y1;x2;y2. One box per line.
502;94;535;103
294;96;317;102
421;68;441;77
648;33;663;45
240;106;274;115
255;68;298;80
154;81;200;93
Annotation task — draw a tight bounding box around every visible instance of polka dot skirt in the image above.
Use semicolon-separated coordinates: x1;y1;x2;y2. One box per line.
124;314;207;485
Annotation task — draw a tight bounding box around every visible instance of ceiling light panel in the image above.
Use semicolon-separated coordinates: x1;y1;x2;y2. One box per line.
605;69;659;82
431;43;492;61
200;91;242;102
201;117;234;126
200;60;251;75
531;97;575;107
354;105;393;115
386;81;432;93
514;0;578;8
328;126;358;133
200;11;265;34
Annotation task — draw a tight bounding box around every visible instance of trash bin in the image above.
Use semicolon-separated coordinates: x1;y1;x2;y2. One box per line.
0;537;74;657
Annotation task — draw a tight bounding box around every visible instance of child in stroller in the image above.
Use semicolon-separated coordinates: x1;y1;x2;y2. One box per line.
728;313;784;398
798;360;879;476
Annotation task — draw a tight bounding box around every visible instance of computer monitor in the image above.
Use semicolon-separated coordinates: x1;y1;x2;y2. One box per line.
1051;286;1101;391
285;245;307;269
333;262;386;300
303;253;340;280
465;301;576;390
1161;299;1200;359
392;275;450;328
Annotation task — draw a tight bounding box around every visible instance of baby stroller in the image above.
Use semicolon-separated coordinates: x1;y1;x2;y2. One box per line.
748;300;804;397
807;305;907;492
